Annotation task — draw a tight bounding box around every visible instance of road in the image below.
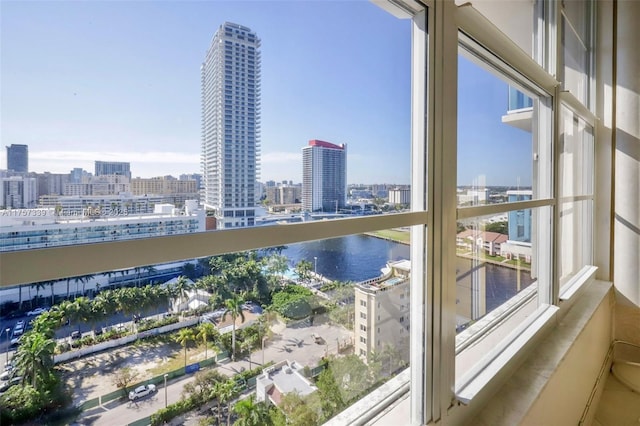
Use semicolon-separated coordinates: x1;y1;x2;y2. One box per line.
72;318;352;425
75;375;193;426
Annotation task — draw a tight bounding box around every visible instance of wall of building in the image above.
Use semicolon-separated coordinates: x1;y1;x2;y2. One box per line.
613;0;640;310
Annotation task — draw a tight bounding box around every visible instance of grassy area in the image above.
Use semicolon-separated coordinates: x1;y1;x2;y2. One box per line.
366;229;410;244
147;343;217;376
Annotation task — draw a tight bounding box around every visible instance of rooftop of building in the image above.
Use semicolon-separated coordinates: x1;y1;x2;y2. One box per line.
356;259;411;292
257;360;317;403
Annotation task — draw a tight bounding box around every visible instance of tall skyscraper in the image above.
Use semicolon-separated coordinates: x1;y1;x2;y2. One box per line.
95;161;131;179
6;144;28;173
201;22;261;229
302;140;347;212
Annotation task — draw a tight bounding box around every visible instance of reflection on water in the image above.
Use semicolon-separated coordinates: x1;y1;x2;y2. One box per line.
282;234;410;282
281;234;534;326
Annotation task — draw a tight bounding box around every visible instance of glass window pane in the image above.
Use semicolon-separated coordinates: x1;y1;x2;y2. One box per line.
458;51;549;207
561;1;593;106
1;0;411;243
455;206;551;380
558;200;593;287
559;106;595;198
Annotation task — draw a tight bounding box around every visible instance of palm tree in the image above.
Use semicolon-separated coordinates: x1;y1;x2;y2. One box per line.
222;293;245;361
81;273;95;296
196;321;218;360
173;328;195;368
13;331;56;389
213;379;238;426
233;395;271;426
115;287;138;329
294;260;313;283
72;275;84;299
267;254;290;285
47;279;57;306
173;275;192;312
32;281;47;307
30;312;59;339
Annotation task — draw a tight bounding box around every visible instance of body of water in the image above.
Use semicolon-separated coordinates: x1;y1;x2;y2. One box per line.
281;234;534;322
281;234;410;283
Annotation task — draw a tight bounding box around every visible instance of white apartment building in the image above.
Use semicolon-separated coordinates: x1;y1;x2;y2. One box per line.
1;176;37;209
130;176;197;196
302;140;347;212
388;187;411;205
353;260;410;366
201;22;261;229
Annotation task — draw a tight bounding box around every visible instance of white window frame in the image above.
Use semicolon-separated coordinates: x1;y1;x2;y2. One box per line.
0;1;598;425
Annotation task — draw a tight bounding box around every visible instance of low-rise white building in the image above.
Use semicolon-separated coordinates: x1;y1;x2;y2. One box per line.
256;359;317;406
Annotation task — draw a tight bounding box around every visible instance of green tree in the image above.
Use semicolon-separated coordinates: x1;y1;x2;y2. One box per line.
485;221;508;235
294;260;313;283
280;392;318;426
172;275;193;311
182;369;226;405
173;328;195;368
233;395;272;426
31;281;46;308
213;379;238;426
196;321;218;360
111;366;139;398
222;293;246;361
266;254;290;286
13;331;56;389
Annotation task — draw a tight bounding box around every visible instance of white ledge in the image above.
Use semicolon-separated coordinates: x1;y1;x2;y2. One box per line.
455;304;559;404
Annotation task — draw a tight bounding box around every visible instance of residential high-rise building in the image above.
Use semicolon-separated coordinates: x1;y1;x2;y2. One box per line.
354;260;411;367
95;161;131;179
201;22;261;229
0;176;37;209
507;190;533;242
302;140;347;212
6;144;28;174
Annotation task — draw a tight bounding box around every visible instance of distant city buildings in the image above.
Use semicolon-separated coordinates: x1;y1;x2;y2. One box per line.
36;172;69;197
354;260;410;365
302;140;347;212
6;144;28;174
0;200;205;252
388;187;410;205
457;188;489;205
131;176;198;197
64;174;131;196
1;176;37;209
201;22;261;229
95;161;131;179
506;190;532;242
265;183;302;206
37;193;183;216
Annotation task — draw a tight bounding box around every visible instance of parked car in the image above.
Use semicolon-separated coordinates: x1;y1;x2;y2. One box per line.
26;307;48;316
128;384;157;401
0;376;22;393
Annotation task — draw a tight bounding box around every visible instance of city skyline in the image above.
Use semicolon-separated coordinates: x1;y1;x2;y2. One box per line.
2;1;531;186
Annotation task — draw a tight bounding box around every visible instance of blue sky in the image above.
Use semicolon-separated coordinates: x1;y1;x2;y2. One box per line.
1;0;531;186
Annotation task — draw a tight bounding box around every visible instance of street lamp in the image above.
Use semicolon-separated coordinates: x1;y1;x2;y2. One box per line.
4;328;10;365
164;374;168;408
262;336;267;366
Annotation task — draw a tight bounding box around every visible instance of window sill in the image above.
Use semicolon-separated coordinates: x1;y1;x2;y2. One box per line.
323;368;410;426
559;265;598;302
455;303;559;404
